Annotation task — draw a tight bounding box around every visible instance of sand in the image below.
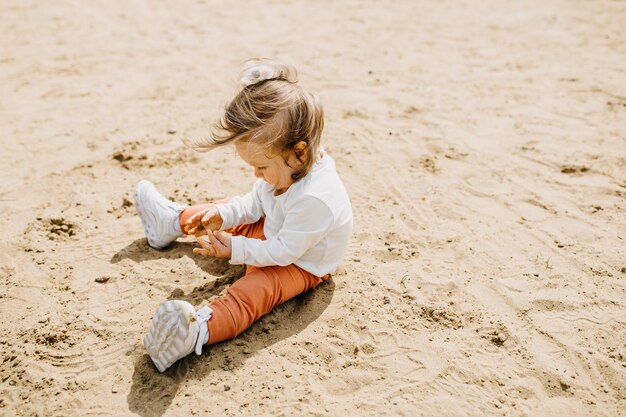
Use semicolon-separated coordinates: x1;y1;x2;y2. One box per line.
1;0;625;416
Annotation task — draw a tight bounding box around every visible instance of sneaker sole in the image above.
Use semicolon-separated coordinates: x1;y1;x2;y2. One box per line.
144;300;198;373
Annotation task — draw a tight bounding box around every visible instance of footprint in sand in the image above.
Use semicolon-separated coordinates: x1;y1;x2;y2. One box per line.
111;139;199;171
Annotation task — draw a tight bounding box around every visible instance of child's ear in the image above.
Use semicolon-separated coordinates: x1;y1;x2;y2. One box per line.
293;141;308;161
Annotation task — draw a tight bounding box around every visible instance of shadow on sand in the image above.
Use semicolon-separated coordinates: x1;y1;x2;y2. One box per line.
115;238;335;417
111;238;240;278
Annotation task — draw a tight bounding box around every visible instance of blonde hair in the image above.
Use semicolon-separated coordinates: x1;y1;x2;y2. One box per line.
185;59;324;181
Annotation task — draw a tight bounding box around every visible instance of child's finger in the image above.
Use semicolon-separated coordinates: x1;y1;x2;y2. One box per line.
196;238;216;256
197;236;213;249
186;212;201;225
193;247;214;257
213;231;230;246
186;208;209;225
201;207;217;225
193;229;207;237
206;231;225;250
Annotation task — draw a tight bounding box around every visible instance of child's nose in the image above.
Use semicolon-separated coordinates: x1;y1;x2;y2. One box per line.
254;168;263;178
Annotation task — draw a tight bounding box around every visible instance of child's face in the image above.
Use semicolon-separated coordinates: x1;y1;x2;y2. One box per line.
235;141;298;193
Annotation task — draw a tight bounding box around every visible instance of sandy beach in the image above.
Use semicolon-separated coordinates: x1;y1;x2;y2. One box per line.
1;0;625;416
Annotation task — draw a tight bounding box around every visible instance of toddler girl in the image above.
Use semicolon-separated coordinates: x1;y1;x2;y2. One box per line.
134;59;353;372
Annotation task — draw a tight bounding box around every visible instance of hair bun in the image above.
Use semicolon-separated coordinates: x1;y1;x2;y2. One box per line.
240;58;298;87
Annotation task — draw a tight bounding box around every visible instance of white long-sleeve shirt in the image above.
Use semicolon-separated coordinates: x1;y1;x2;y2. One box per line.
216;150;353;277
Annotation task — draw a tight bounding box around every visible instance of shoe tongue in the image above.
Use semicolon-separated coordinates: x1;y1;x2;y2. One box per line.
194;307;213;355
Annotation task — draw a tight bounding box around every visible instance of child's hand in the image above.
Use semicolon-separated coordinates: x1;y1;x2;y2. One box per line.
185;206;223;236
193;231;232;258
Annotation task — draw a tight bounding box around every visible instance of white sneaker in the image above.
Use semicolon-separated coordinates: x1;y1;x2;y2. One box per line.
144;300;212;373
134;180;186;249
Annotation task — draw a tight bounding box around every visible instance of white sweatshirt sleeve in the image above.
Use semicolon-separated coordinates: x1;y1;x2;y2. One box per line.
229;195;334;268
216;179;265;230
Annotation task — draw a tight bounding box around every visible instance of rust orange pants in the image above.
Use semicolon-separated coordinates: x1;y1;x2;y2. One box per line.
180;204;326;345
